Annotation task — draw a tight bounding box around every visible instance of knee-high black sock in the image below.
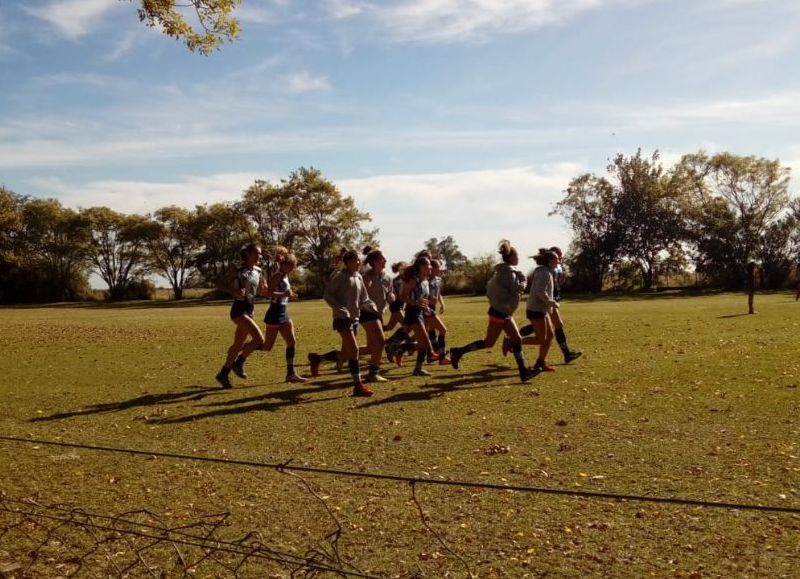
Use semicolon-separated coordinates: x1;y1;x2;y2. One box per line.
388;328;407;346
415;349;427;369
286;347;295;375
427;329;437;348
519;324;534;337
459;339;485;358
348;359;361;386
436;334;446;356
512;342;527;375
554;327;570;355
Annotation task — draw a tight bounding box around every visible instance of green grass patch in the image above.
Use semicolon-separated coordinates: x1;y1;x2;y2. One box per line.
1;292;798;576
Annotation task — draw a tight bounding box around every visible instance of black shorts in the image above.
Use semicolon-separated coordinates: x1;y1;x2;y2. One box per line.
404;306;425;326
264;303;290;326
488;307;511;323
359;309;382;324
230;300;255;320
389;300;404;313
333;318;359;333
526;310;546;321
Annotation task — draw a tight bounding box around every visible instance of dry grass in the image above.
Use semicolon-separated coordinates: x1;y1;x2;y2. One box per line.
1;292;798;577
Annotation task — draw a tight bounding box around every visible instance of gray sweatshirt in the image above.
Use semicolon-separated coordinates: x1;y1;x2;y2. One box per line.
324;270;377;320
486;263;526;315
525;266;557;313
362;269;393;313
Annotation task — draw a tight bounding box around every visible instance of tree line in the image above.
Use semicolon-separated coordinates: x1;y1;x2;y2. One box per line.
555;150;799;292
2;151;798;303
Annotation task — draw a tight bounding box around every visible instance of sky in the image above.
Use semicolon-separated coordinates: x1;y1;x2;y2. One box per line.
2;0;800;265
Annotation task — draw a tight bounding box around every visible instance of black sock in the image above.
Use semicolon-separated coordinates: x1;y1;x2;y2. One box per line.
348;359;361;386
286;347;295;375
463;339;485;354
219;366;230;375
520;324;534;337
415;349;427;369
235;354;245;364
321;350;339;362
554;327;570;354
437;335;446;356
427;329;437;348
512;343;527;374
389;329;407;345
367;365;379;376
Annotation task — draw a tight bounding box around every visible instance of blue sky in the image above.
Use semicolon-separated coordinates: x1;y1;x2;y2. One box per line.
2;0;799;263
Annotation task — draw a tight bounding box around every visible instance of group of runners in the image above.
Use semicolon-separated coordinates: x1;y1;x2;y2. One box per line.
215;241;582;397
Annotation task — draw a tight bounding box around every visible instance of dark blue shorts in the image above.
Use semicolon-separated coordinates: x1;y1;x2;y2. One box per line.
359;309;381;324
526;309;546;321
333;318;359;333
230;300;255;320
404;306;425;326
389;300;404;313
264;303;290;326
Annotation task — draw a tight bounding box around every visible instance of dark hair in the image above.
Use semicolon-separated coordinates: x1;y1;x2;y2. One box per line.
430;259;441;270
531;247;557;266
363;246;385;268
341;249;360;265
240;243;261;261
391;261;407;274
415;249;433;259
403;255;431;281
549;246;563;258
498;239;517;264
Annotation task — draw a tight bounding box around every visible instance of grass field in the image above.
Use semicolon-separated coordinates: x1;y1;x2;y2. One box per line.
1;292;798;577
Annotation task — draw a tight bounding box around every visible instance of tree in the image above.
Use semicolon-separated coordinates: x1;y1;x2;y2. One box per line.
20;199;92;301
193;202;251;286
609;150;686;290
423;236;468;273
145;206;200;300
83;207;152;300
552;173;622;292
239;179;300;251
132;0;241;55
677;152;792;288
463;254;496;295
282;167;375;295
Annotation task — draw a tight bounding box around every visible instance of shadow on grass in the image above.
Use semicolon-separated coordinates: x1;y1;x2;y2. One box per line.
154;379;352;424
354;364;528;409
28;384;245;422
717;313;751;319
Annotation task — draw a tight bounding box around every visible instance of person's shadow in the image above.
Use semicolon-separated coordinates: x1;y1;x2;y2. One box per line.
717;313;751;319
28;384;236;422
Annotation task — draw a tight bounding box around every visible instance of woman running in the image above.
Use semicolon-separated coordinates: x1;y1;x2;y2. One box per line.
215;243;267;389
424;259;450;364
360;246;394;383
450;240;538;382
384;261;408;332
321;249;378;397
261;247;307;383
522;248;559;372
509;246;581;364
385;255;436;377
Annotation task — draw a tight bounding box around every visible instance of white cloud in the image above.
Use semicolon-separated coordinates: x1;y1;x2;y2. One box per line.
339;165;579;260
339;0;636;43
28;173;273;214
25;166;577;260
280;71;332;94
25;0;120;40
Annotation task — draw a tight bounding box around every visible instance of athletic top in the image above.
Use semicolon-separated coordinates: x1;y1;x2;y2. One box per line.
525;266;557;313
486;263;526;315
405;276;430;306
235;266;261;305
362;269;393;313
324;269;378;320
270;273;290;305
